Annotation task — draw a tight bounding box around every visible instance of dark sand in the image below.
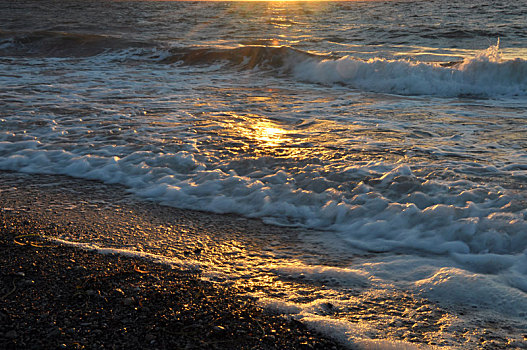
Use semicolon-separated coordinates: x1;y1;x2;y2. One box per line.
0;171;344;349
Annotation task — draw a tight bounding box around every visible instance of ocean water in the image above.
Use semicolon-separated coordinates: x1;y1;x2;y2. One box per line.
1;0;527;348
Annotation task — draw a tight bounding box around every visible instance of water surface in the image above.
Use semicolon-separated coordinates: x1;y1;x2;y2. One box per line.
1;0;527;348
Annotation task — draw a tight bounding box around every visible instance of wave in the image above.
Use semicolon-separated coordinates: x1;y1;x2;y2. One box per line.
292;43;527;98
162;42;527;98
0;30;150;57
162;45;318;70
2;31;525;98
2;144;527;266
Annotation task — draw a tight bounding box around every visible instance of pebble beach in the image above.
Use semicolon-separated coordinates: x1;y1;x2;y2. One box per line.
2;1;527;347
0;171;344;349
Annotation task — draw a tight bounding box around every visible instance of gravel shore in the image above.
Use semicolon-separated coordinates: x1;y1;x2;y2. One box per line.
3;172;524;350
0;172;344;350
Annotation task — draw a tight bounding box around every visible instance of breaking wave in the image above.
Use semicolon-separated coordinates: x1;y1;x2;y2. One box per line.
291;41;527;98
162;45;316;70
2;30;525;98
163;42;527;98
0;31;527;98
167;42;526;98
162;42;527;98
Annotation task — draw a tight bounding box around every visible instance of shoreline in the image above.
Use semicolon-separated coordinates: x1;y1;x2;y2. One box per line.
2;171;525;349
0;189;343;349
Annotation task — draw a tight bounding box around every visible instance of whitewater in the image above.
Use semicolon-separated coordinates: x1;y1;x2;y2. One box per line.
1;0;527;348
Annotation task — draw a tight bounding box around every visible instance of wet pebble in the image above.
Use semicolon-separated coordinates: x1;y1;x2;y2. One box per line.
213;325;226;334
5;330;17;339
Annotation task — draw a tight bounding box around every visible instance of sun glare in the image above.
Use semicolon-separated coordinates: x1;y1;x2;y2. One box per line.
253;123;290;146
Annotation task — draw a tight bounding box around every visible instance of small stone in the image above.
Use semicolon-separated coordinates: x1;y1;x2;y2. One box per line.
145;334;156;342
21;279;35;286
5;330;17;339
213;325;226;333
299;342;314;349
48;327;61;338
0;310;10;323
123;297;135;306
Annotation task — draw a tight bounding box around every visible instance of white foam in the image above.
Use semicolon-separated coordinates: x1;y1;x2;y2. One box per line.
300;316;436;350
291;42;527;97
270;263;373;287
414;266;527;317
349;254;527;318
49;238;204;271
260;296;445;350
255;255;526;349
260;254;527;319
2;145;527;267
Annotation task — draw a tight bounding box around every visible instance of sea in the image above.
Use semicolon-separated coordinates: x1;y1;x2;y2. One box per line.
1;0;527;348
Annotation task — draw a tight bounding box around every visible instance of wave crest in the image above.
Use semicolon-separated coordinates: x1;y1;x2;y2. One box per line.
162;45;317;70
0;30;149;57
2;31;524;98
163;42;527;98
293;42;527;97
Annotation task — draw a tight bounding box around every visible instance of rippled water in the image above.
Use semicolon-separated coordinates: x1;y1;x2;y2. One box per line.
1;0;527;348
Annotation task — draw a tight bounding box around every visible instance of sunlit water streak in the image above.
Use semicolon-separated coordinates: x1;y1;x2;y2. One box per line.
1;0;527;348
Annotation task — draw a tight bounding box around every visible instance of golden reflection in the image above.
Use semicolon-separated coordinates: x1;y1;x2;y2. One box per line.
254;123;290;146
247;120;291;147
202;112;294;151
247;96;272;102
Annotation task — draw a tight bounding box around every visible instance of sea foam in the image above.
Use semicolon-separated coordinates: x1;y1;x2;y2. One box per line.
291;42;527;97
2;142;526;266
163;42;527;98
